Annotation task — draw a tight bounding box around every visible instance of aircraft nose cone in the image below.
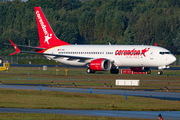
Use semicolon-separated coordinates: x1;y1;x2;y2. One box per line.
170;55;176;64
172;56;176;63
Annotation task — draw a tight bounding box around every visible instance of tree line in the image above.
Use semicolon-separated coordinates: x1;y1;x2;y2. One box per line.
0;0;180;56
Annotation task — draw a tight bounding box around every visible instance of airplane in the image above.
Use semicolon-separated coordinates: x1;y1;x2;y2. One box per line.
6;7;176;75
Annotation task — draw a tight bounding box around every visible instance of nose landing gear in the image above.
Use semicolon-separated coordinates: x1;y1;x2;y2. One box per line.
158;71;163;75
0;57;3;64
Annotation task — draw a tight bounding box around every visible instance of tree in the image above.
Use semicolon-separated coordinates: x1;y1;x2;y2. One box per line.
173;32;180;54
118;26;134;45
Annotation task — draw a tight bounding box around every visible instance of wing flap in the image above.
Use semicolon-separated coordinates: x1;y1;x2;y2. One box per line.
21;51;93;60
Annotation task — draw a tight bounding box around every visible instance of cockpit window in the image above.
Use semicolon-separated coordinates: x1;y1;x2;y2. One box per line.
159;52;171;55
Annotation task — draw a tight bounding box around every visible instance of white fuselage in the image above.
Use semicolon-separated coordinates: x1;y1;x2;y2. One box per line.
44;45;176;68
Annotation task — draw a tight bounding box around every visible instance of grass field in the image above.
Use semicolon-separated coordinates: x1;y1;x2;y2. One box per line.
0;113;155;120
0;67;180;92
0;66;179;119
0;88;180;111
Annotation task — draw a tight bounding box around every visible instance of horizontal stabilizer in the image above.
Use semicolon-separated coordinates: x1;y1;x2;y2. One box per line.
9;39;21;56
4;43;46;50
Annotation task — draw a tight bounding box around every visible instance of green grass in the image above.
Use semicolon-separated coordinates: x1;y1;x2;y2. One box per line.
1;67;180;92
0;66;179;119
0;113;155;120
1;66;180;75
0;88;180;111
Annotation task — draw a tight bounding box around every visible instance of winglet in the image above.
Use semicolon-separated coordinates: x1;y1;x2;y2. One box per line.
9;39;21;56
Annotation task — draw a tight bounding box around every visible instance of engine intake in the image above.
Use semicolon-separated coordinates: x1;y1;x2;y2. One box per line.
130;67;150;72
89;58;111;71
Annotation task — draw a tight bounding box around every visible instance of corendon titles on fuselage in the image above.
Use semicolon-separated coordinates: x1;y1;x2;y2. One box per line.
115;48;150;59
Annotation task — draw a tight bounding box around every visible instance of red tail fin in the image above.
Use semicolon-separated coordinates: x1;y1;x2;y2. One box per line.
35;7;70;47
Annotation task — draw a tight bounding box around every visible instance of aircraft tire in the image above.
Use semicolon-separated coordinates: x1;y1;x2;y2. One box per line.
87;68;95;74
115;69;119;74
110;69;114;74
91;70;95;73
158;71;163;75
110;69;119;74
87;68;91;74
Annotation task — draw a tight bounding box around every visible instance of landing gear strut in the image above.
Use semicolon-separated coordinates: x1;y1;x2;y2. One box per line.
86;68;95;74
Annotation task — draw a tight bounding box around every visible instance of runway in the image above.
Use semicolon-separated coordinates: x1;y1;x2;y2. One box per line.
0;108;180;119
1;84;180;119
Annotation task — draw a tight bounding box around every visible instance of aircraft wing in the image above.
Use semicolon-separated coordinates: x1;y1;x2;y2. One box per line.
20;51;93;60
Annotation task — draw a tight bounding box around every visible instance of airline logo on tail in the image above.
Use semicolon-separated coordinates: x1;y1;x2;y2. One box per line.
36;11;51;45
44;33;52;44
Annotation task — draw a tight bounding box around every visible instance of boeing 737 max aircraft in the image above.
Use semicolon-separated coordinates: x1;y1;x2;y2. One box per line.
7;7;176;75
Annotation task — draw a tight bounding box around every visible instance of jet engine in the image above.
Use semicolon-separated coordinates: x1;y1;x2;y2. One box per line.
130;67;150;72
89;58;111;71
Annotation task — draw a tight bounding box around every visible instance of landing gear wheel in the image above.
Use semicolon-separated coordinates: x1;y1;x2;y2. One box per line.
116;69;119;74
110;69;119;74
0;58;3;64
86;68;95;74
158;71;163;75
87;68;91;74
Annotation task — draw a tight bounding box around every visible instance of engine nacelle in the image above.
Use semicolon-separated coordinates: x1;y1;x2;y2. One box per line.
89;58;111;71
130;67;150;72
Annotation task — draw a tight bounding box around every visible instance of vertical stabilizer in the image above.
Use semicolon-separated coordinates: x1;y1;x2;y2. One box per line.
35;7;70;47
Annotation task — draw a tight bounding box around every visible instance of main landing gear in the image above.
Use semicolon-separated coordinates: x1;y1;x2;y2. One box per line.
86;68;95;74
110;67;119;74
